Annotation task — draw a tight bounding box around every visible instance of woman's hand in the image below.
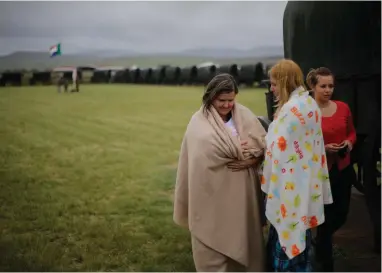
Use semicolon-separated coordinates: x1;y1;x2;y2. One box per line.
227;157;262;172
325;143;342;153
325;141;353;154
339;140;353;152
240;139;251;154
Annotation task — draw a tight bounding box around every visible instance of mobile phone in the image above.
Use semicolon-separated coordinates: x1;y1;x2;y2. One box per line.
338;144;348;158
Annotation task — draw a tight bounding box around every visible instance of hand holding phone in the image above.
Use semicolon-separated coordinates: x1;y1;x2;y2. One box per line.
325;143;342;153
337;143;348;158
339;140;353;152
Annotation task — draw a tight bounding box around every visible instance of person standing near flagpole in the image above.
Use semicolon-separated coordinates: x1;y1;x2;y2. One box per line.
72;68;79;92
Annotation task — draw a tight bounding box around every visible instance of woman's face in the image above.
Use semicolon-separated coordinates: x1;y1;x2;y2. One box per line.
270;77;280;98
212;91;236;118
313;75;334;102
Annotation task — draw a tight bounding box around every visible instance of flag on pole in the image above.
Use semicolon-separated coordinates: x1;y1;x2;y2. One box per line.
49;43;62;57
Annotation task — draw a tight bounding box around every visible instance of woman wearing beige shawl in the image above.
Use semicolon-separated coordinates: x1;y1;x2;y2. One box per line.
173;73;267;272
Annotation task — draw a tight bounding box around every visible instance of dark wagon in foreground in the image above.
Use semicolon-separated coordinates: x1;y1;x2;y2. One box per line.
259;1;381;253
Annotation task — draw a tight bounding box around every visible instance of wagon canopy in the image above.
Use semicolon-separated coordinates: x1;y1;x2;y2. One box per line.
283;1;381;77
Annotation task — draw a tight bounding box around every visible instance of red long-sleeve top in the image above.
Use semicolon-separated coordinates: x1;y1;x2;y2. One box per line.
321;100;357;171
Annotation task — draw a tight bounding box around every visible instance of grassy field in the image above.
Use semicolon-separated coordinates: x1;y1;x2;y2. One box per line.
0;84;268;271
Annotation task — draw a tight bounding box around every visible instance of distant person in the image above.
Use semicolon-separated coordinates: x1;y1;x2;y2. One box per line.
307;67;357;272
72;68;79;92
173;73;267;272
261;59;333;272
108;70;112;83
57;74;68;93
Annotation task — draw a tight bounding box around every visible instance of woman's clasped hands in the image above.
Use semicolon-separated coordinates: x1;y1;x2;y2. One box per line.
227;139;262;172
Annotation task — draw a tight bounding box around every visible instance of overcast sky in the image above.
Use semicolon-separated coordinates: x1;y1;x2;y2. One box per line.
0;1;287;55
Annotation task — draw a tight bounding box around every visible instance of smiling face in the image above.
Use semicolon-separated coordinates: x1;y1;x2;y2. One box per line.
202;73;239;121
211;91;236;120
313;75;334;103
306;67;335;104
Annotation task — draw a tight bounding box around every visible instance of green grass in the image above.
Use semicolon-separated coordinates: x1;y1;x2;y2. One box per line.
0;84;268;271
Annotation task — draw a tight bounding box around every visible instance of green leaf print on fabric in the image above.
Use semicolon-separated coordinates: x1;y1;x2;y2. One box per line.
311;194;321;201
279;115;287;124
294;194;301;208
286;154;298;163
288;222;299;231
317;169;329;182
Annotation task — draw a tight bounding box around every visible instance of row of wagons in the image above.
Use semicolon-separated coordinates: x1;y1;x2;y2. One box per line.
0;62;273;87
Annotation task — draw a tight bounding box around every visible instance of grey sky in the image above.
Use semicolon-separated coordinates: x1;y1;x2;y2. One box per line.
0;1;287;55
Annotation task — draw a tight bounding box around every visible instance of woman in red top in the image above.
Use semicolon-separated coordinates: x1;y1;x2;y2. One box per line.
306;67;357;272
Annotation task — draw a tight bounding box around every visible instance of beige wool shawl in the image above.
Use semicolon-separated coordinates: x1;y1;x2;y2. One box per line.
173;102;267;270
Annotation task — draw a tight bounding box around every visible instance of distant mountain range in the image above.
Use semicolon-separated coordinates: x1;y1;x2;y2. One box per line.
0;45;284;71
178;46;284;59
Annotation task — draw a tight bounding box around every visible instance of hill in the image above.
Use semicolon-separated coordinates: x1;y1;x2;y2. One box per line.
0;46;283;71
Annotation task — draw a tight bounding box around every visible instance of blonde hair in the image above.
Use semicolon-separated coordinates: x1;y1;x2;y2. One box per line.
269;59;307;111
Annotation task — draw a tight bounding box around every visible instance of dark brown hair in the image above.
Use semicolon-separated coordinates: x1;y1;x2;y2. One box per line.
306;67;334;89
202;73;239;114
